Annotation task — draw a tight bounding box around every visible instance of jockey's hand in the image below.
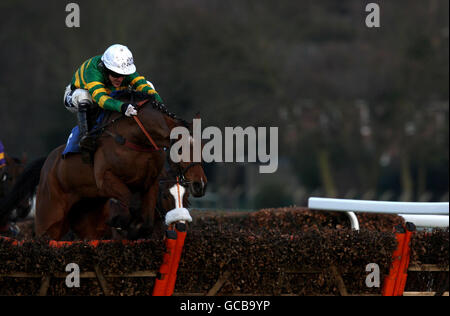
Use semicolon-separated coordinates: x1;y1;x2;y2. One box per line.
121;104;138;117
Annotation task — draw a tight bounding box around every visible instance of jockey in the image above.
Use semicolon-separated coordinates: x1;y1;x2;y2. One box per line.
0;139;7;199
0;140;6;169
64;44;164;152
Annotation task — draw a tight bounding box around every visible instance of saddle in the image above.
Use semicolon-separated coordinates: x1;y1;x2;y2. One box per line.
62;109;111;160
62;90;164;162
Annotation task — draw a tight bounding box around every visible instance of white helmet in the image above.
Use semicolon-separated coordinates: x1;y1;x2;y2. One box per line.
101;44;136;75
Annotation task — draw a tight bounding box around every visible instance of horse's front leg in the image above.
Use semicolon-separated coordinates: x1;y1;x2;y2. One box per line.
95;170;133;235
132;180;161;239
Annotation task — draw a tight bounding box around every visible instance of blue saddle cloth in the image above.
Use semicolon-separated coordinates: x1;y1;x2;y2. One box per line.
62;111;106;156
62;90;132;156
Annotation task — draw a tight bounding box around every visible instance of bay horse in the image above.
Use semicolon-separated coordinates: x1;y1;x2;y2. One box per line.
0;92;207;240
68;131;208;240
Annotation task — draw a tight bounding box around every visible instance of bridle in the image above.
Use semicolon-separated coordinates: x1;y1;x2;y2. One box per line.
88;91;204;189
127;95;203;187
155;159;203;221
160;161;203;187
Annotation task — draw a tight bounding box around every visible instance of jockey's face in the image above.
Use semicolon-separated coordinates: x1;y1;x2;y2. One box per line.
109;74;125;88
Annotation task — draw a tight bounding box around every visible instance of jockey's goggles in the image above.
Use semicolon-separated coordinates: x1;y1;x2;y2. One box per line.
108;70;126;78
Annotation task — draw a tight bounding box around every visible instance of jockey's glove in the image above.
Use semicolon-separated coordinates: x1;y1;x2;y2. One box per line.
121;104;138;117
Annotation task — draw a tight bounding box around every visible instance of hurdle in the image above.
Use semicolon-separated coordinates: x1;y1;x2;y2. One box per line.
0;181;191;296
308;197;449;296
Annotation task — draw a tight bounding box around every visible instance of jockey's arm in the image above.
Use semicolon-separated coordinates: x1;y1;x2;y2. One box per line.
83;69;163;112
125;72;164;103
83;67;125;113
0;142;6;169
86;81;125;112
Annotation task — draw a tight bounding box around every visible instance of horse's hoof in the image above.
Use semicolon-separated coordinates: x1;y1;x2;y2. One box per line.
111;227;128;239
0;223;20;238
107;215;130;230
127;223;153;240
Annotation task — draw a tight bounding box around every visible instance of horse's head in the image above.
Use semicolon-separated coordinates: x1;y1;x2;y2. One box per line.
114;90;207;197
167;116;208;198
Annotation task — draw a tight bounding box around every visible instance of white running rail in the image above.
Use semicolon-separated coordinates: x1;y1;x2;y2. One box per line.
398;215;449;228
308;197;449;230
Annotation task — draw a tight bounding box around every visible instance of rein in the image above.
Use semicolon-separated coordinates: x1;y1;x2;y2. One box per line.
93;99;162;153
88;90;190;155
89;95;194;167
133;99;160;151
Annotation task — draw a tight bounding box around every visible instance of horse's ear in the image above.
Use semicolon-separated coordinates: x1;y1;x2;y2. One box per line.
195;112;201;119
21;152;28;164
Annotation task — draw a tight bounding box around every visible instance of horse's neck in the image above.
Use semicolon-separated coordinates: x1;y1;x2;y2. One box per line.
103;99;184;144
112;92;182;130
162;115;179;130
133;107;172;142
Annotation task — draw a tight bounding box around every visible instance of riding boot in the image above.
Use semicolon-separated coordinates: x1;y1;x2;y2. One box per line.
77;103;96;163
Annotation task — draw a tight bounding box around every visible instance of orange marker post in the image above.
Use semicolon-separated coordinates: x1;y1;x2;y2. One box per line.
165;222;187;296
394;222;416;296
152;229;178;296
382;225;406;296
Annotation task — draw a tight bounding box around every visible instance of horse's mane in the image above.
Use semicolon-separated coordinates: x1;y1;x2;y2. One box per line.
112;90;190;129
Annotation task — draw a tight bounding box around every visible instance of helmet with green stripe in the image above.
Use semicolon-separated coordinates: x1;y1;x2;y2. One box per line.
101;44;136;76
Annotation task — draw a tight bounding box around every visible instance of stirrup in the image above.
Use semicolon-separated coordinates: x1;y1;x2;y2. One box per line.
79;134;97;152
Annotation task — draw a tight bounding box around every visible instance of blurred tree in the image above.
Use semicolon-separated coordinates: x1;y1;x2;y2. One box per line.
0;0;447;206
